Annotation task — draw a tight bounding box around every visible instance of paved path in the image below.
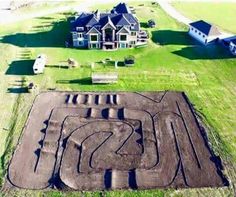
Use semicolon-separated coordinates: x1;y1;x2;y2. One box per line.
157;0;192;25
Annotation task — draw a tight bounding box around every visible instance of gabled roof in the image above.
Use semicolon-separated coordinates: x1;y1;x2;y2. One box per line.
86;15;98;26
72;3;140;33
111;3;131;14
189;20;221;36
116;14;130;26
86;26;101;35
101;16;116;30
116;26;130;34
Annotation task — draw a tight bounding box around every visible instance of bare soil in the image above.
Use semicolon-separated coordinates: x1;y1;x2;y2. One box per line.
5;91;228;191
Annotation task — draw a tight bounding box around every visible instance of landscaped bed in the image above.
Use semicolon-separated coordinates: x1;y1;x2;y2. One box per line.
6;91;228;191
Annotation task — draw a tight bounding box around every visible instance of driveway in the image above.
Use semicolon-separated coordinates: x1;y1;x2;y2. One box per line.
157;0;234;38
157;0;192;25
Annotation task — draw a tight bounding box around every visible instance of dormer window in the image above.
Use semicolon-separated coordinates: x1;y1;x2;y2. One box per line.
76;27;84;31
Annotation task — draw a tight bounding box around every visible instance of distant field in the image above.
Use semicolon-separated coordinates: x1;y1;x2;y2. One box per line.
172;2;236;33
0;1;235;197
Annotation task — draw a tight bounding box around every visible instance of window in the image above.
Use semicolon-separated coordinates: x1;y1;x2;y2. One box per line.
78;41;83;46
78;33;83;38
76;27;84;31
131;32;136;36
90;35;98;42
191;27;194;31
130;41;136;45
199;32;201;35
203;35;205;38
195;30;197;33
120;35;127;41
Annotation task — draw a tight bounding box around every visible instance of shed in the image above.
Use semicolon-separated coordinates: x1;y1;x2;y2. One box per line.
33;54;47;74
148;19;156;28
92;73;118;84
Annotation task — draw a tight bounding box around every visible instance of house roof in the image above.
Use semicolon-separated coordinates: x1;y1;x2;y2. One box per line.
100;15;116;29
189;20;221;36
231;39;236;45
116;26;130;34
111;3;131;14
116;14;130;26
86;26;101;35
71;3;139;33
86;15;98;27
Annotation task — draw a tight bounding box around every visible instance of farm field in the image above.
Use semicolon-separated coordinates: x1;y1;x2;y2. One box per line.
0;1;235;196
172;2;236;34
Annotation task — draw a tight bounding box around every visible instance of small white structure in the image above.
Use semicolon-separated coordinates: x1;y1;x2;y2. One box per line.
92;73;118;84
33;54;46;74
229;40;236;55
188;20;221;45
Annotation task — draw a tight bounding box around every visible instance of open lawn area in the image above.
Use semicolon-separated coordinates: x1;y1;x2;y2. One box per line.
172;2;236;34
0;1;235;196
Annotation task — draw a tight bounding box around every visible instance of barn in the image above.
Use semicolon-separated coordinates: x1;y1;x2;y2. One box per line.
188;20;221;45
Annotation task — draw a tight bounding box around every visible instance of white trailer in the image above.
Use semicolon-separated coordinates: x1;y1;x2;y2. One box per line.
33;54;46;74
92;73;118;84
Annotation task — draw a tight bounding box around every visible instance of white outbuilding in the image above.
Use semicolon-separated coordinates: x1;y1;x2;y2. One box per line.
188;20;221;45
229;39;236;55
33;54;47;74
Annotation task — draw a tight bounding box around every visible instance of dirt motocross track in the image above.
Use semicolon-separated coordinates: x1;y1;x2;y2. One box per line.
6;91;228;191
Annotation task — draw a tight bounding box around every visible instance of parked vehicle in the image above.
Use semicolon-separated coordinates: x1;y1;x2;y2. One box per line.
33;54;47;74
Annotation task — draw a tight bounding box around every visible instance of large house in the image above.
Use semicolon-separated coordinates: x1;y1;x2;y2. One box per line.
71;3;148;50
188;20;221;45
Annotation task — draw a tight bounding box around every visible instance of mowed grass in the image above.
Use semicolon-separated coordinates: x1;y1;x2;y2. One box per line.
0;1;236;196
172;2;236;34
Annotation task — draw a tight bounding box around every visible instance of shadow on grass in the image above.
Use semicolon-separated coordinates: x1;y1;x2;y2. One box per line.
46;65;69;69
7;87;28;94
151;30;194;45
5;60;34;75
0;14;72;48
140;22;148;29
172;45;235;60
56;78;92;85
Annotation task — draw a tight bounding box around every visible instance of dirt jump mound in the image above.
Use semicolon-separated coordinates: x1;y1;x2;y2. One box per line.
6;91;228;191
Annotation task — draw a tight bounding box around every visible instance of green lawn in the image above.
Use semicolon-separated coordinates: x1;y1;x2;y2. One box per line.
0;1;236;196
172;2;236;34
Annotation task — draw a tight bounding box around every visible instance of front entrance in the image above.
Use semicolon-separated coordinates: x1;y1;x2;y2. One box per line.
103;43;116;50
105;28;113;42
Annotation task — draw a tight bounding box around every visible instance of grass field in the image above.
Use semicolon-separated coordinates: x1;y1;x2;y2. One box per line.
0;1;236;196
172;2;236;34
